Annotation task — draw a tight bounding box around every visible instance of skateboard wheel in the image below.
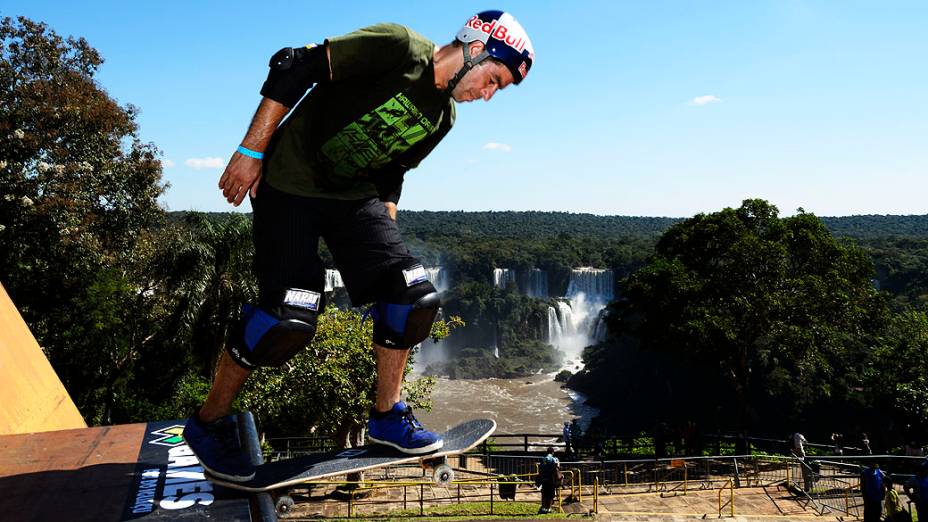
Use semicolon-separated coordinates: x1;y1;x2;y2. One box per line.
433;463;454;485
276;495;295;516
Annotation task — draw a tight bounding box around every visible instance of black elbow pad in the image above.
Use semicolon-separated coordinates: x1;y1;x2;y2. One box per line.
260;43;329;108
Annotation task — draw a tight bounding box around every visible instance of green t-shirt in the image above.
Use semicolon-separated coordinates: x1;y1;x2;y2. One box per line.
264;23;455;201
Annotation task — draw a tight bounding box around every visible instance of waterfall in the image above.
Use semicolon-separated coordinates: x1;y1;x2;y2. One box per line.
547;306;563;343
525;268;548;298
493;268;517;290
493;346;500;359
592;308;609;342
556;301;578;336
425;266;450;293
324;269;344;292
566;267;614;301
547;298;594;371
546;268;615;372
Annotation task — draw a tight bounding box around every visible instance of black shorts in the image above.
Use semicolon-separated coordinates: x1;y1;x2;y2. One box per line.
250;181;419;310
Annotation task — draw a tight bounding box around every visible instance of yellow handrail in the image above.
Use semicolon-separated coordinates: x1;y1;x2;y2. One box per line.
718;478;726;516
559;469;577;500
730;478;735;516
577;468;583;502
684;465;688;495
718;478;734;517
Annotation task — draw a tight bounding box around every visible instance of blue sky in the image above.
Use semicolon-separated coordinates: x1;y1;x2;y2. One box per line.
4;1;926;217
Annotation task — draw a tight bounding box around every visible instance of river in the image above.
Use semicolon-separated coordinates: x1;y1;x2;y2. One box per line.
414;374;599;437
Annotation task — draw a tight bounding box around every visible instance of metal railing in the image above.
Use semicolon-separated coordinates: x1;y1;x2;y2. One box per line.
259;445;924;518
481;433;562;453
265;431;916;462
293;469;584;518
796;459;860;517
265;436;336;458
718;478;734;517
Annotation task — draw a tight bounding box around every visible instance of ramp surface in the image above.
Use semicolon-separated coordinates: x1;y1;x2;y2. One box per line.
0;282;86;434
0;414;272;521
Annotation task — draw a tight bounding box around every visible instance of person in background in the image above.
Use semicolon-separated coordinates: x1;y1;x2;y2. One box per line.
831;432;844;456
570;419;583;457
537;446;561;514
904;460;928;522
905;440;925;457
860;461;887;522
562;421;572;456
791;432;807;459
884;475;911;522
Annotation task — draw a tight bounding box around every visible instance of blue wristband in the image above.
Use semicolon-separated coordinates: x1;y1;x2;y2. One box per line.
237;145;264;159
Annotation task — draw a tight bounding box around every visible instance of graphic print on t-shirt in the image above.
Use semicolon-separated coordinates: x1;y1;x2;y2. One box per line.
320;92;436;178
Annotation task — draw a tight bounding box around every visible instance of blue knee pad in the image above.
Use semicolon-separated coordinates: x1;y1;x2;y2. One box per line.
369;264;440;349
227;288;323;368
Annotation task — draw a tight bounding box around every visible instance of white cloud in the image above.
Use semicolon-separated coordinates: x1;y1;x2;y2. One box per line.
691;95;722;106
185;157;226;170
483;142;513;153
162;159;176;168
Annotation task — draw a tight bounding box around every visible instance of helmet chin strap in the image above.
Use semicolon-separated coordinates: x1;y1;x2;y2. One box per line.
445;43;490;95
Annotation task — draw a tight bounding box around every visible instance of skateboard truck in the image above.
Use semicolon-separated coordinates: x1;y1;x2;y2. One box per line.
422;456;455;485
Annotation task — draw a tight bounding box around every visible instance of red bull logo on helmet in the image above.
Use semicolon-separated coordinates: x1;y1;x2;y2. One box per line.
464;15;528;53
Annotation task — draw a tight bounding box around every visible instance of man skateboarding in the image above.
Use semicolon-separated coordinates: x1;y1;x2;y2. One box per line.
182;11;535;482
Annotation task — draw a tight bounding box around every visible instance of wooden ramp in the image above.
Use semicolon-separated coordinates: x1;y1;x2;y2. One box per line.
0;282;86;434
0;413;276;522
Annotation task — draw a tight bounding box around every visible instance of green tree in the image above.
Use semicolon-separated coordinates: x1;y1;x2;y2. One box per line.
156;214;257;378
103;216;257;424
868;309;928;440
594;200;886;431
0;16;166;423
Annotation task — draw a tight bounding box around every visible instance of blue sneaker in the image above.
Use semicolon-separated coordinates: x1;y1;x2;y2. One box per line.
367;401;444;454
183;412;255;482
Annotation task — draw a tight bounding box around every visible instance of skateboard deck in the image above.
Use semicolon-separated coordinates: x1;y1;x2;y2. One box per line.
207;418;496;492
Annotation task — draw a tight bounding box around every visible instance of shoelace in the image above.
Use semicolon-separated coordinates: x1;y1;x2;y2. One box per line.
401;406;424;432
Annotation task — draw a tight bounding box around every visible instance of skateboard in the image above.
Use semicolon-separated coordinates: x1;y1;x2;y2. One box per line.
207;418;496;493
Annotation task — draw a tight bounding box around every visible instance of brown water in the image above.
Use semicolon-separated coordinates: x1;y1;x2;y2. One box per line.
414;374;599;436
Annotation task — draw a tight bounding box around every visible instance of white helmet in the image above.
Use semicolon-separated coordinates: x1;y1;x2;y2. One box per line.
447;10;535;92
